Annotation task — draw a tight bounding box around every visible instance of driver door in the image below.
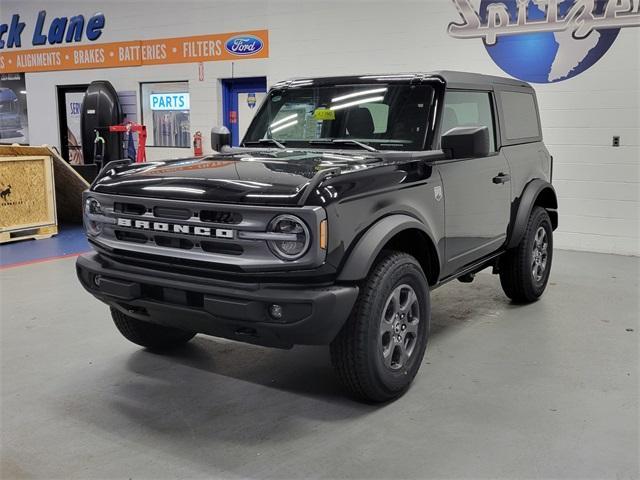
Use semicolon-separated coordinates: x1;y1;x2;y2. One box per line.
437;90;511;277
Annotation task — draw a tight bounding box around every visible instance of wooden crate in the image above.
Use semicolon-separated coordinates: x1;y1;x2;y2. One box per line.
0;154;58;244
0;144;89;224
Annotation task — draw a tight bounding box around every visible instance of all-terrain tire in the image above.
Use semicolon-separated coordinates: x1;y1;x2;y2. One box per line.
111;308;196;350
499;206;553;303
330;250;430;403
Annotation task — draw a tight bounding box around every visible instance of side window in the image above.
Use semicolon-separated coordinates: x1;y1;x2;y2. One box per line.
441;90;496;152
499;91;540;141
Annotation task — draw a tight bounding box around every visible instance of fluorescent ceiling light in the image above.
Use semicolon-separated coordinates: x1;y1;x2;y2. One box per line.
247;192;300;199
240;157;288;164
359;74;415;81
212;179;271;188
270;119;297;133
322;153;364;161
142;186;205;194
269;113;297;128
332;87;387;103
330;95;384;111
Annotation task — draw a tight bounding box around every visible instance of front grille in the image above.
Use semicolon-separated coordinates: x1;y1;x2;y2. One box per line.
86;192;326;270
115;230;147;243
114;202;146;215
99;245;246;273
153;206;191;220
200;210;242;224
90;239;336;285
201;240;243;255
155;235;194;250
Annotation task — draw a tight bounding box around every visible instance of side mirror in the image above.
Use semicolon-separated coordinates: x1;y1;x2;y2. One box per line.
441;126;490;159
211;126;231;152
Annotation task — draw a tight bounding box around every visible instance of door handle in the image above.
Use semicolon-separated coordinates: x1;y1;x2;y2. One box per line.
492;172;511;184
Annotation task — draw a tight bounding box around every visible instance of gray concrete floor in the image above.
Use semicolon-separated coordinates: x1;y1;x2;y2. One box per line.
1;250;638;479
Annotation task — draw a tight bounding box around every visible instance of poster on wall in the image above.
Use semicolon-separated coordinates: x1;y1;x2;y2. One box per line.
65;91;84;164
238;92;266;143
0;73;28;144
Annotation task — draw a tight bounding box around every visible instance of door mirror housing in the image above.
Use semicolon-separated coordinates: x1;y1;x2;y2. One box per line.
211;126;231;152
441;126;490;159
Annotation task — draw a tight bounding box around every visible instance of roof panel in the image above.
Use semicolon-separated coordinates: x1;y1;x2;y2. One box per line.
271;71;532;90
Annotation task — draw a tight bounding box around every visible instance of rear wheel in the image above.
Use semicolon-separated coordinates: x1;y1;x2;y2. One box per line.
330;251;430;403
499;206;553;303
111;308;196;350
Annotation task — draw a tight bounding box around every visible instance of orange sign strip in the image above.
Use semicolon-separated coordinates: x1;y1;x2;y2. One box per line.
0;29;269;74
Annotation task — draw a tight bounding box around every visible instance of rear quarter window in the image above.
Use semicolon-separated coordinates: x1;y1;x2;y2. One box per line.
499;91;541;141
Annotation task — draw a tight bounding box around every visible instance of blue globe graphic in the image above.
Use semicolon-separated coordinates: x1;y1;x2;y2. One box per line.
479;0;620;83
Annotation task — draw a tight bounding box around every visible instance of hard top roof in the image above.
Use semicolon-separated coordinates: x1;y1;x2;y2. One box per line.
272;70;532;90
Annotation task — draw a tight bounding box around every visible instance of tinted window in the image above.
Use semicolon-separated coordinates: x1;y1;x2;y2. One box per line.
441;91;495;152
499;91;540;141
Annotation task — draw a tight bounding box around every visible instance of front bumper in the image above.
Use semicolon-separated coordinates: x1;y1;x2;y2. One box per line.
76;253;358;348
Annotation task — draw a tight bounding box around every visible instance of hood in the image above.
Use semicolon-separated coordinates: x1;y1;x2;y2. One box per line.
92;150;383;205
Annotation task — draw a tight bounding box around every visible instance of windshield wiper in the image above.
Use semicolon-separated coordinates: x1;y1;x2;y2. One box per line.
333;139;379;152
309;139;378;152
243;138;286;149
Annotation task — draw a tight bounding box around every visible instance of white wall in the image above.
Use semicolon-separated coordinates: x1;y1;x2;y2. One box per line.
2;0;639;256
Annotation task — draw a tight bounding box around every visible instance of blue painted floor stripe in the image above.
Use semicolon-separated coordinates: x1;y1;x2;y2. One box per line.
0;224;90;267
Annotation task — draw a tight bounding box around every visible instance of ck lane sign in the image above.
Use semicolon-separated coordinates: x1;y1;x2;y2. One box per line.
448;0;640;83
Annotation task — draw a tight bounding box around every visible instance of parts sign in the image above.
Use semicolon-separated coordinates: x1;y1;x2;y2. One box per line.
150;93;190;111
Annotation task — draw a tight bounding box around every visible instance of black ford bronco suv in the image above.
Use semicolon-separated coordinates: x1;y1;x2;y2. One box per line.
77;71;558;402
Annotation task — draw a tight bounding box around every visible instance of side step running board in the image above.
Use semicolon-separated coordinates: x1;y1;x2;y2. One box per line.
437;251;504;288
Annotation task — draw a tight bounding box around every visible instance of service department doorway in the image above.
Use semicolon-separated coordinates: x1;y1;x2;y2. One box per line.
221;77;267;146
57;84;88;164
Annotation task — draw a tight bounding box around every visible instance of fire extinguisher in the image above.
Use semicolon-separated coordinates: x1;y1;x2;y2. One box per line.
193;131;203;156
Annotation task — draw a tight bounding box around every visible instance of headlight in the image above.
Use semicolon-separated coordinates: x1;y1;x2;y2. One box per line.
84;197;103;236
267;214;310;260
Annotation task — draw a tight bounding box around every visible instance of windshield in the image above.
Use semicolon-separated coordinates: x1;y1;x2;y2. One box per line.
243;83;435;151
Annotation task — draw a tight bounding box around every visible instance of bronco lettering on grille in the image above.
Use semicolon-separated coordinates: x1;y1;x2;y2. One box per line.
116;217;234;239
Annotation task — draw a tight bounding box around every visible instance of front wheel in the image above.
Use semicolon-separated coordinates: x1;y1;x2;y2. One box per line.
499;206;553;303
330;251;430;403
111;308;196;351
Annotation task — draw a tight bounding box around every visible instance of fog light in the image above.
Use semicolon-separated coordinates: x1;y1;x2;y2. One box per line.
93;275;102;287
269;304;283;320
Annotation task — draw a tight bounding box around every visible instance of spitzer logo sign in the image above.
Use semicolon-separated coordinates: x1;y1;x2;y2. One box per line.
447;0;640;83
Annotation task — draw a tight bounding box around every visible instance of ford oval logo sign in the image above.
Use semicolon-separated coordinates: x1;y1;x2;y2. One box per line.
225;35;264;56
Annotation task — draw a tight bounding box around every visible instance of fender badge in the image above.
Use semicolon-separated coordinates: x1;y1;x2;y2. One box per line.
434;186;443;202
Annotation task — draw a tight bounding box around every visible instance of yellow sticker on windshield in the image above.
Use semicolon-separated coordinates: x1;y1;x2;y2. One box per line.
313;108;335;121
